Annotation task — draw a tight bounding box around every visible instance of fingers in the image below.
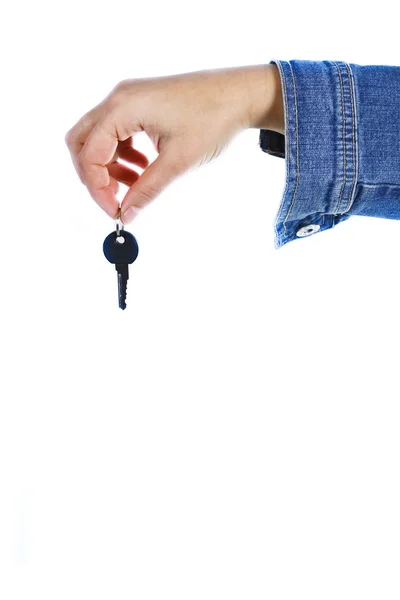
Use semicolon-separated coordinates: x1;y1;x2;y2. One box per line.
77;118;121;218
117;140;150;169
106;139;149;189
107;161;140;188
120;149;184;224
66;107;148;218
65;106;103;184
109;176;120;196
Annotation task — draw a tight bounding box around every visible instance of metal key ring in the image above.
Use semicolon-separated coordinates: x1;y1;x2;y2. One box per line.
116;207;124;238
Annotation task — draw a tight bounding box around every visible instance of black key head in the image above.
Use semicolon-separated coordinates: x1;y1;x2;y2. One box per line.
103;230;139;264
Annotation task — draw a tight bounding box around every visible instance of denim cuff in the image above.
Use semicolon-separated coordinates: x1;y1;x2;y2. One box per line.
259;59;358;249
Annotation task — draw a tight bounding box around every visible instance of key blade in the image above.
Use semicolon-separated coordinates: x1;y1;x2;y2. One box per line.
117;272;126;310
116;263;129;310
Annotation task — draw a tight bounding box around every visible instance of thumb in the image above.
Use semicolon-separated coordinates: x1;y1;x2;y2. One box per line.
120;151;183;224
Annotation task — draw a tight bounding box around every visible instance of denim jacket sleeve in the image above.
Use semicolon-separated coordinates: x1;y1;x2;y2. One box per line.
259;59;400;249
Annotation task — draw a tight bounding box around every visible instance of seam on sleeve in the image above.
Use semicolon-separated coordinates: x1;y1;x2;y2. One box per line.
343;61;358;213
281;61;300;236
332;61;347;215
331;61;358;214
271;59;291;243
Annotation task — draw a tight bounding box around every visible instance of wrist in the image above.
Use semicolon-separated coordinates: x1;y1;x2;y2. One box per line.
244;63;284;133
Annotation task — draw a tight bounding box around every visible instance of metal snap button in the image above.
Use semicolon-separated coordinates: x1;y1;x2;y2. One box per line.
296;224;320;237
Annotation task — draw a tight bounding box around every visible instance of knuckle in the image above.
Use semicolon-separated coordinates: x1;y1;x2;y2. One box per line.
114;78;130;92
64;129;73;147
109;81;131;105
105;109;127;141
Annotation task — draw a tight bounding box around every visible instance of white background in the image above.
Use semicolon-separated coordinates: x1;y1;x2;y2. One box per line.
1;1;400;598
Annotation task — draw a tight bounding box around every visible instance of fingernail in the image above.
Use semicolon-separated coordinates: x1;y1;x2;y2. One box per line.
122;206;140;224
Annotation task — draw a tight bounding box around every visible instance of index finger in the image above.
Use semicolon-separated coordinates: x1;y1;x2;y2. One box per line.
78;117;120;218
65;104;105;184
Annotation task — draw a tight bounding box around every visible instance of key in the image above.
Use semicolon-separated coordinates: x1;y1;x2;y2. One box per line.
103;219;139;310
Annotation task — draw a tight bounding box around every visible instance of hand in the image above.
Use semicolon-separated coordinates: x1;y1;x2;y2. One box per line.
65;64;282;224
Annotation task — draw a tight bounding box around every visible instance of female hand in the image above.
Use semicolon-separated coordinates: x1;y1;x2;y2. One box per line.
65;64;283;224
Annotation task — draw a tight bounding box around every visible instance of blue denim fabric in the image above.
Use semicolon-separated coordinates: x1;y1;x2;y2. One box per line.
259;59;400;249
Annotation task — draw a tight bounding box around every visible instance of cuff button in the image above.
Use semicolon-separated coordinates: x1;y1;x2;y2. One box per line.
296;224;320;237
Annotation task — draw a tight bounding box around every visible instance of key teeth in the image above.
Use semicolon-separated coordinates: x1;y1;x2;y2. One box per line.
121;283;127;309
117;267;128;310
121;282;127;310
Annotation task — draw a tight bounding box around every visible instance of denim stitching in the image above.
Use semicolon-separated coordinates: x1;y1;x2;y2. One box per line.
359;182;400;188
282;61;300;235
332;61;346;215
273;60;291;239
343;61;357;213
